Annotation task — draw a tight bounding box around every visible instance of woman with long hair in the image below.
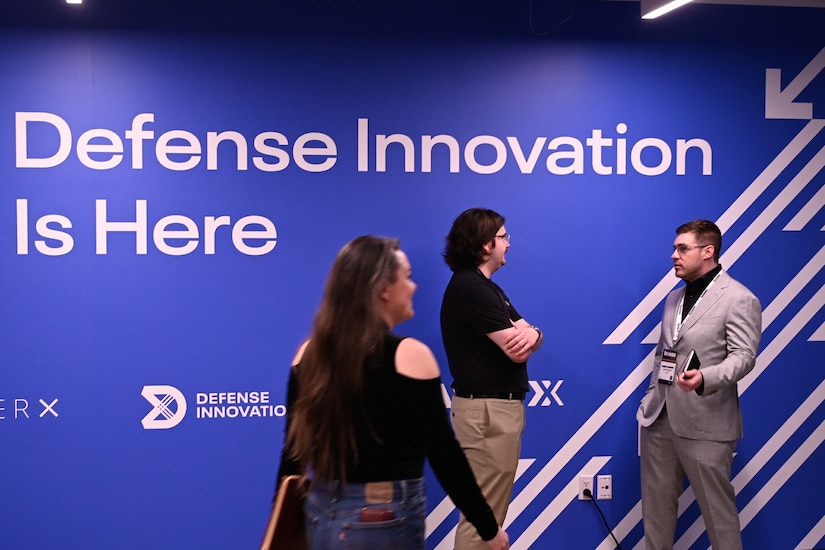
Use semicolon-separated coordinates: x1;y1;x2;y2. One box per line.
277;235;508;550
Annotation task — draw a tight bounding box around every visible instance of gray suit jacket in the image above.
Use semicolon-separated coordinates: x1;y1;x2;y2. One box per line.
637;270;762;441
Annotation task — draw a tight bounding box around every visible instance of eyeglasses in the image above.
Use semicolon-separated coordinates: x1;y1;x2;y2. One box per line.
672;244;709;255
495;233;511;243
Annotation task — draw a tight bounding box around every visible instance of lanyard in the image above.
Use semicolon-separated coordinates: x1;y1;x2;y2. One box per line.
672;270;721;346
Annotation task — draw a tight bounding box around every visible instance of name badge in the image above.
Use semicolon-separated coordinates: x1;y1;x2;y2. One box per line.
658;349;677;385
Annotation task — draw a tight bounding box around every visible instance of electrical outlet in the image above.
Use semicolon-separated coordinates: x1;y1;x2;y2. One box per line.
578;475;593;500
597;474;612;500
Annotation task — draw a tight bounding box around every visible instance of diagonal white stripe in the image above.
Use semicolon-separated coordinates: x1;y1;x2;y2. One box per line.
676;377;825;549
761;244;825;330
604;120;825;345
720;144;825;272
641;147;825;347
432;125;825;548
610;153;825;545
432;524;458;550
512;457;612;550
505;350;654;530
795;513;825;550
740;282;825;394
784;182;825;231
613;284;825;549
810;320;825;341
598;501;640;550
739;418;825;528
427;459;535;546
735;378;825;495
775;46;825;104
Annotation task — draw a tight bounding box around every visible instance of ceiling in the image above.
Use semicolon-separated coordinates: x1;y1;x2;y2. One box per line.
1;0;823;42
679;0;823;5
606;0;825;5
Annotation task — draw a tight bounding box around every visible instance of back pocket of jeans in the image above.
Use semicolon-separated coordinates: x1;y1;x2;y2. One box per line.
340;516;406;549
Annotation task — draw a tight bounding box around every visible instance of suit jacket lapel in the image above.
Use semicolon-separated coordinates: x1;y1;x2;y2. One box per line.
663;287;684;346
675;270;730;341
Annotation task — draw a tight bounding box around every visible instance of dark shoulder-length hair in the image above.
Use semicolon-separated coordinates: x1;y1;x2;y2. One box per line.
442;207;505;271
287;235;401;481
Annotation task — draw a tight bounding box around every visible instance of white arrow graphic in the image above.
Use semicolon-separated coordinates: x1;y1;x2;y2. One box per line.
765;45;825;120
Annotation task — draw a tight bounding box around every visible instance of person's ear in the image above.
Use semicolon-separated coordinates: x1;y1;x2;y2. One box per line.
703;245;715;260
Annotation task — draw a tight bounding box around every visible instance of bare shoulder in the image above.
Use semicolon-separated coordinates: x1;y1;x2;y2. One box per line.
291;339;310;367
395;338;440;380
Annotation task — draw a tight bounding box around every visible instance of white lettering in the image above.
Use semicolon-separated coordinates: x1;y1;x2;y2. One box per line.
195;404;285;419
17;199;74;256
207;131;247;171
156;130;201;171
17;199;28;255
14;112;711;176
358;117;369;172
16;112;72;168
96;199;148;255
15;112;337;173
376;133;415;173
232;216;277;256
35;214;74;256
586;129;612;175
507;137;547;174
15;399;29;419
422;135;460;173
293;132;337;172
632;138;672;176
547;137;584;175
196;391;271;405
95;200;277;256
77;128;123;170
360;118;712;176
252;132;290;172
676;138;712;175
153;215;199;256
124;113;155;169
464;136;507;175
204;216;231;255
616;123;628;175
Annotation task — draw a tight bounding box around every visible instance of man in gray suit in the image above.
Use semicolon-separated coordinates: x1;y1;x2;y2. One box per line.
637;219;762;550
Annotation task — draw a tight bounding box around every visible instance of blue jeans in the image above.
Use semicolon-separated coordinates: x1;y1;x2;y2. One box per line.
304;478;427;550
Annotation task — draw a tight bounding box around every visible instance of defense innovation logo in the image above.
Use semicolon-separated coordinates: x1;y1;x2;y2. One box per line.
141;385;187;429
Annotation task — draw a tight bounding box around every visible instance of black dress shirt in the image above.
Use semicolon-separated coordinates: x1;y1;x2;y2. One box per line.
681;264;722;322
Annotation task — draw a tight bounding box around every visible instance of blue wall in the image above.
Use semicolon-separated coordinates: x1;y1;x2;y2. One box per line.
2;4;825;548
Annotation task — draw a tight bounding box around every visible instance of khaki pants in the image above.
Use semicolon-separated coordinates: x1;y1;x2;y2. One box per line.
451;396;525;550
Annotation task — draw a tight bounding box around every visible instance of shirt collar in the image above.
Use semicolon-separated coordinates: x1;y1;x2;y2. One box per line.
685;264;722;295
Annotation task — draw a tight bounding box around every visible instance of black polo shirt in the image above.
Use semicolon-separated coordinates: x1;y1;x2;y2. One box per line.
440;268;529;395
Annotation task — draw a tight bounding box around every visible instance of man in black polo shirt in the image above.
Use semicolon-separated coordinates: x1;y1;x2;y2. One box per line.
440;207;543;550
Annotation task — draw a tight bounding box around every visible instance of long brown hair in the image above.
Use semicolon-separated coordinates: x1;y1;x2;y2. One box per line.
286;235;401;481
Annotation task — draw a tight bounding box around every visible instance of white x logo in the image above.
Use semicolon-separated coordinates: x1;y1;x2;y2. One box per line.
39;398;59;417
527;380;564;407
